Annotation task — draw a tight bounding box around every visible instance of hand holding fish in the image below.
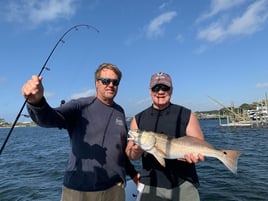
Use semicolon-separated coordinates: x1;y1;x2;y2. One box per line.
126;140;144;160
182;153;205;163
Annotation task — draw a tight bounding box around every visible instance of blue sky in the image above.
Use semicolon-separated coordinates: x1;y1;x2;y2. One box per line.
1;0;268;122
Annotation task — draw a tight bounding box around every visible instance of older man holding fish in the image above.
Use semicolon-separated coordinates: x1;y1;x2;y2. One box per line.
126;72;205;201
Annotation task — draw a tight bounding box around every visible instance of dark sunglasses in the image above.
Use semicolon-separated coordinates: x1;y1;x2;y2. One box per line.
151;84;170;92
98;78;119;86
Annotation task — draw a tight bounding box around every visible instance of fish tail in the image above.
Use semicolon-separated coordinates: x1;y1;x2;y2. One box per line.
218;150;241;174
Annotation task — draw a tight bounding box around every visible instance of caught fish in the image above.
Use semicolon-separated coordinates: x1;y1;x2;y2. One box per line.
128;130;241;174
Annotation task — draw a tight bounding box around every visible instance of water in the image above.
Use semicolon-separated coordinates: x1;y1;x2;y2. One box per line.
197;120;268;201
0;119;267;201
0;127;68;201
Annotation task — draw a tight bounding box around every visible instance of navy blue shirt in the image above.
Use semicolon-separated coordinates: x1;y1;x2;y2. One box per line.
27;96;136;191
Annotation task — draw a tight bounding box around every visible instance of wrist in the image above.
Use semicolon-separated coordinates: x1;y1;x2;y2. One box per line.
27;96;46;107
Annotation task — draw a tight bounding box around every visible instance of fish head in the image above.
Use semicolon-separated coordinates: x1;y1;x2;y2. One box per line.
128;129;156;151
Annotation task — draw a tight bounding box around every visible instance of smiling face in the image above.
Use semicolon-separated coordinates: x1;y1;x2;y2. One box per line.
96;68;119;105
150;84;172;110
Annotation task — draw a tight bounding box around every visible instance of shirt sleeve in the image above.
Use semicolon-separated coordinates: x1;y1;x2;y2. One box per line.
27;97;66;129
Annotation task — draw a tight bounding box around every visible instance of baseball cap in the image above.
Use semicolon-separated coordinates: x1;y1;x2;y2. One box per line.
149;72;172;88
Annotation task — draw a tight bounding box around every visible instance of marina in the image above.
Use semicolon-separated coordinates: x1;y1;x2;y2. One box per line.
218;104;268;128
198;95;268;128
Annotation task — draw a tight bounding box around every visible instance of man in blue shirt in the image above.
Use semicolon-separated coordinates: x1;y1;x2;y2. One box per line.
22;63;137;201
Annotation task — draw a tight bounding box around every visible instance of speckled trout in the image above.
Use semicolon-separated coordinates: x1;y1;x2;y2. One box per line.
128;130;241;174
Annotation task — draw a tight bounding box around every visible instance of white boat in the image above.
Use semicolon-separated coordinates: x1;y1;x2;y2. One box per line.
219;115;253;127
219;122;253;127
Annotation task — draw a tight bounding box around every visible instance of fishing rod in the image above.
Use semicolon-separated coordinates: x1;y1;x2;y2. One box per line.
0;24;99;155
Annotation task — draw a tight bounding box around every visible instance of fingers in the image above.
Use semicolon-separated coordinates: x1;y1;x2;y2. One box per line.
183;153;205;164
23;76;40;94
22;76;39;96
131;143;143;154
128;141;141;151
126;141;143;160
22;75;44;104
198;153;205;162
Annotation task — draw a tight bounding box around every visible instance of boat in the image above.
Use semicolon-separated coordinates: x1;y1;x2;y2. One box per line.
219;121;253;127
219;116;253;127
209;95;268;128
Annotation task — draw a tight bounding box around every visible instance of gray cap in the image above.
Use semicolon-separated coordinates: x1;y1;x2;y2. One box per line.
150;72;172;88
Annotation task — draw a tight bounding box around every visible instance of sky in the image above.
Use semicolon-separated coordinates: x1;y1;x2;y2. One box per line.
1;0;268;122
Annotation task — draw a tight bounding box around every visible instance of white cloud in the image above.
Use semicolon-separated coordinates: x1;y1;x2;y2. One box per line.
125;10;177;44
5;0;77;25
197;0;268;43
69;88;95;99
158;0;174;10
197;22;225;42
136;97;151;105
228;0;268;35
159;2;170;10
44;91;55;98
197;0;245;22
146;11;177;39
195;45;208;54
256;82;268;88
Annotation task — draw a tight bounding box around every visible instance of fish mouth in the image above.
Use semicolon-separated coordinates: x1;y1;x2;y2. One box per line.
128;130;135;141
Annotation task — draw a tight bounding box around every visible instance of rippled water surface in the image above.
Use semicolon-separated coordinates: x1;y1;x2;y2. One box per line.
0;119;267;201
197;120;268;201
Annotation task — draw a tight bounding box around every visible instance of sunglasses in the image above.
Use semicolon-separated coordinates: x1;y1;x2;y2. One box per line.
151;84;171;92
98;78;119;86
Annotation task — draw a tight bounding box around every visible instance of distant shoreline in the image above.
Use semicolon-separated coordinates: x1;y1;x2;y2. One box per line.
0;124;37;129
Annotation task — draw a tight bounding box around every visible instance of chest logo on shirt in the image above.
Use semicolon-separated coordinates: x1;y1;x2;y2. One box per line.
116;117;124;126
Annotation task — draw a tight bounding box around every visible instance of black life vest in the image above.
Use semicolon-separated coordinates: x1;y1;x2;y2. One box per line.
135;103;199;188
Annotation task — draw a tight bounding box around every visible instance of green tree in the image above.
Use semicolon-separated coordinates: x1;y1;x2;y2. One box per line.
239;103;254;110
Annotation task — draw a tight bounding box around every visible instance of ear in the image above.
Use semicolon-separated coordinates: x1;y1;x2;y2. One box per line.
170;87;173;95
149;88;153;96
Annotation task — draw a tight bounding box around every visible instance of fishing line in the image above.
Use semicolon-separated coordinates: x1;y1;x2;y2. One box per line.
0;24;99;155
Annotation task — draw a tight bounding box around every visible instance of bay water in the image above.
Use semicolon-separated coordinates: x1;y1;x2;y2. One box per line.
0;119;267;200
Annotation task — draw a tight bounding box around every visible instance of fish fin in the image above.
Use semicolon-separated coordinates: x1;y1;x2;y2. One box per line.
154;145;168;157
154;154;166;167
218;150;241;174
150;148;166;167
